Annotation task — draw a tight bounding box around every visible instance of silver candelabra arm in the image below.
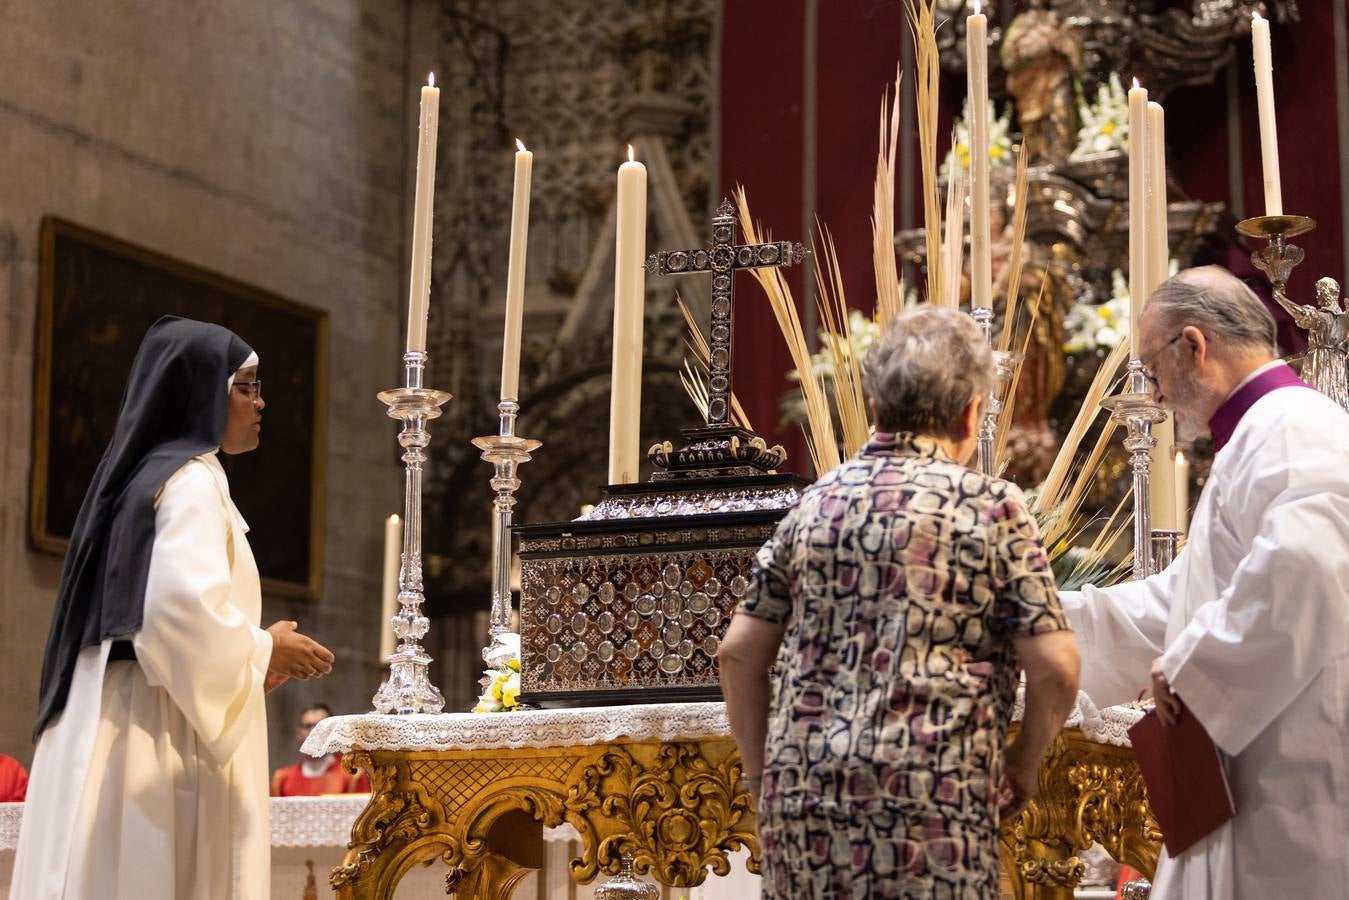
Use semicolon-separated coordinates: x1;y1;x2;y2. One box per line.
1237;214;1316;293
471;400;541;673
373;351;450;715
1100;359;1169;581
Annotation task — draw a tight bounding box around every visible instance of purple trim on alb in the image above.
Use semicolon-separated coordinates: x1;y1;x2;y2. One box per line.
1207;363;1312;451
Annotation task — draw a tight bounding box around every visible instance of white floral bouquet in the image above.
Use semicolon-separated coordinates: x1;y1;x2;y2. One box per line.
942;99;1015;180
1071;73;1129;159
472;633;522;713
1063;261;1179;354
787;309;881;384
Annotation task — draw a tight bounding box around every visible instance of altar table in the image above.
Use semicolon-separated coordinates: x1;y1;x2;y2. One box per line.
304;697;1162;899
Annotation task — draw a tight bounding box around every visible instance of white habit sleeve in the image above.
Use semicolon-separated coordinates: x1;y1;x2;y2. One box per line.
1059;563;1178;708
133;461;272;766
1160;490;1349;755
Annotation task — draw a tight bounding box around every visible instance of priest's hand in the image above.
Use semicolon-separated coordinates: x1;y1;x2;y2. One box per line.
1150;657;1183;726
267;620;335;680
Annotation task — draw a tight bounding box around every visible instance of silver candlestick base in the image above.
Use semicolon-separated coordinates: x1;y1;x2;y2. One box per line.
1100;359;1168;580
471;400;541;673
373;351;450;715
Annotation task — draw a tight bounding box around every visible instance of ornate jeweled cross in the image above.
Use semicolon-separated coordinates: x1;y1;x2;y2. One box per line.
644;197;805;478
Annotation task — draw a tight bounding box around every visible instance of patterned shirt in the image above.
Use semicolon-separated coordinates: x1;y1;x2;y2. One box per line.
741;432;1070;826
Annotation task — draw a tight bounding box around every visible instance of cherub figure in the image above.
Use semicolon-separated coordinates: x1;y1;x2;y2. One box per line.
1274;276;1349;412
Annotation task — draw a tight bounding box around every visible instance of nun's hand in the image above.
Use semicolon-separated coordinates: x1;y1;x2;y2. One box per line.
267;620;335;680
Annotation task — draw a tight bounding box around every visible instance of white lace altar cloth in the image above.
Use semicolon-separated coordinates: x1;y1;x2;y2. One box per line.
301;701;732;757
303;695;1144;758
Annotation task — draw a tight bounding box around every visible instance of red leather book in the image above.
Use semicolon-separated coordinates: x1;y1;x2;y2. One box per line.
1128;706;1236;856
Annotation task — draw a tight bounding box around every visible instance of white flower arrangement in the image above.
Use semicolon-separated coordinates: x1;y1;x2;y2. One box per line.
942;99;1016;180
1063;261;1181;354
787;309;882;384
473;633;522;713
1071;73;1129;159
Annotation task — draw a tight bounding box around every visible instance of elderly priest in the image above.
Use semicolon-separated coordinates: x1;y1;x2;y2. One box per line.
1060;266;1349;899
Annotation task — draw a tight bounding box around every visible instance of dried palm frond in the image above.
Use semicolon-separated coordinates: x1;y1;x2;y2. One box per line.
680;358;711;422
999;150;1031;352
734;187;841;474
814;225;871;457
993;300;1039;474
675;292;753;430
940;152;965;309
873;67;905;327
1031;338;1131;520
905;0;944;305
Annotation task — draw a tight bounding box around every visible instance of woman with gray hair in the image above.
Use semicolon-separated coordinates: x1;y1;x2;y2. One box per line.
720;305;1080;898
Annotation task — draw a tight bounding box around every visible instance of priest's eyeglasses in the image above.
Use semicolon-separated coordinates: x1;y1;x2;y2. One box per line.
1139;334;1184;389
234;380;263;400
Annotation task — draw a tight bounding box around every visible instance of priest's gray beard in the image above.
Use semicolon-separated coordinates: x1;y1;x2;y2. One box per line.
1163;369;1212;443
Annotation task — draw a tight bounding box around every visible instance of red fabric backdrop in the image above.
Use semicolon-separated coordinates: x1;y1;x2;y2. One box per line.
720;1;1345;479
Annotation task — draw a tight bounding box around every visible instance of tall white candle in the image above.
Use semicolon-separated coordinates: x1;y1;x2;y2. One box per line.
379;514;402;660
608;145;648;485
966;5;992;312
1174;450;1190;534
1251;13;1283;216
1127;79;1149;358
1146;100;1177;531
500;139;534;401
406;74;441;353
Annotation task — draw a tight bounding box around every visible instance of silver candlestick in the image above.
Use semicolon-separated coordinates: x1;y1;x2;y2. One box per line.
970;305;999;476
1237;214;1316;293
1100;359;1168;581
978;349;1023;477
471;400;541;671
373;351;450;715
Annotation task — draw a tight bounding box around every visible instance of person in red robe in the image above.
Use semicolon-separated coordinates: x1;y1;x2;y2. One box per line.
0;754;28;802
269;703;368;796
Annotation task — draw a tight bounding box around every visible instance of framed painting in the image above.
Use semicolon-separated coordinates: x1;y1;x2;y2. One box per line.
31;217;328;599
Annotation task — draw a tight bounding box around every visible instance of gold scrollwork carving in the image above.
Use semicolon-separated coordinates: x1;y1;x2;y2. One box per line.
564;741;759;887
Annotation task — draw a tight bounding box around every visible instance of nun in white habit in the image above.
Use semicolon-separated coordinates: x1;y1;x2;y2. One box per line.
12;316;335;900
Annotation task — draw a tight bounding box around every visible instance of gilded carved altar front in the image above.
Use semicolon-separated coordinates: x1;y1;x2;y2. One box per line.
325;725;1159;899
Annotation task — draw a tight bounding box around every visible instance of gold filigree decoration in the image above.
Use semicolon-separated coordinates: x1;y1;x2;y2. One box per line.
564;742;759;887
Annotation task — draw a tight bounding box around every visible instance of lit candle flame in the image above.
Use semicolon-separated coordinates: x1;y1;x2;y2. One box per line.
516;138;526;152
388;513;400;524
627;144;635;162
427;72;435;88
1132;77;1141;90
1175;450;1186;465
973;0;981;15
1252;10;1263;22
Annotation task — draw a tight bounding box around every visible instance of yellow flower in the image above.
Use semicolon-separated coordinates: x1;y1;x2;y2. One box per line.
989;145;1005;159
507;657;520;672
1102;121;1117;135
502;672;521;708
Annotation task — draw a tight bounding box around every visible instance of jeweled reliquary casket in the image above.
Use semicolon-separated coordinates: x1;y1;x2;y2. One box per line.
516;448;804;706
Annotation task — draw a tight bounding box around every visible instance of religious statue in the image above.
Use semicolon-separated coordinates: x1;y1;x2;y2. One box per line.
1274;277;1349;412
1001;3;1081;165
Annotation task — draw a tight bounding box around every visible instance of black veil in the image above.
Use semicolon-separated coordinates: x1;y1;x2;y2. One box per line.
34;316;253;738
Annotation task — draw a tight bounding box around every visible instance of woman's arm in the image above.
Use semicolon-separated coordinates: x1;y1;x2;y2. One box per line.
718;612;787;803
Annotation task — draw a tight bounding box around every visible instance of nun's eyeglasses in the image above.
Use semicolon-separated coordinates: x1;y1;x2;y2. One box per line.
234;380;263;399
